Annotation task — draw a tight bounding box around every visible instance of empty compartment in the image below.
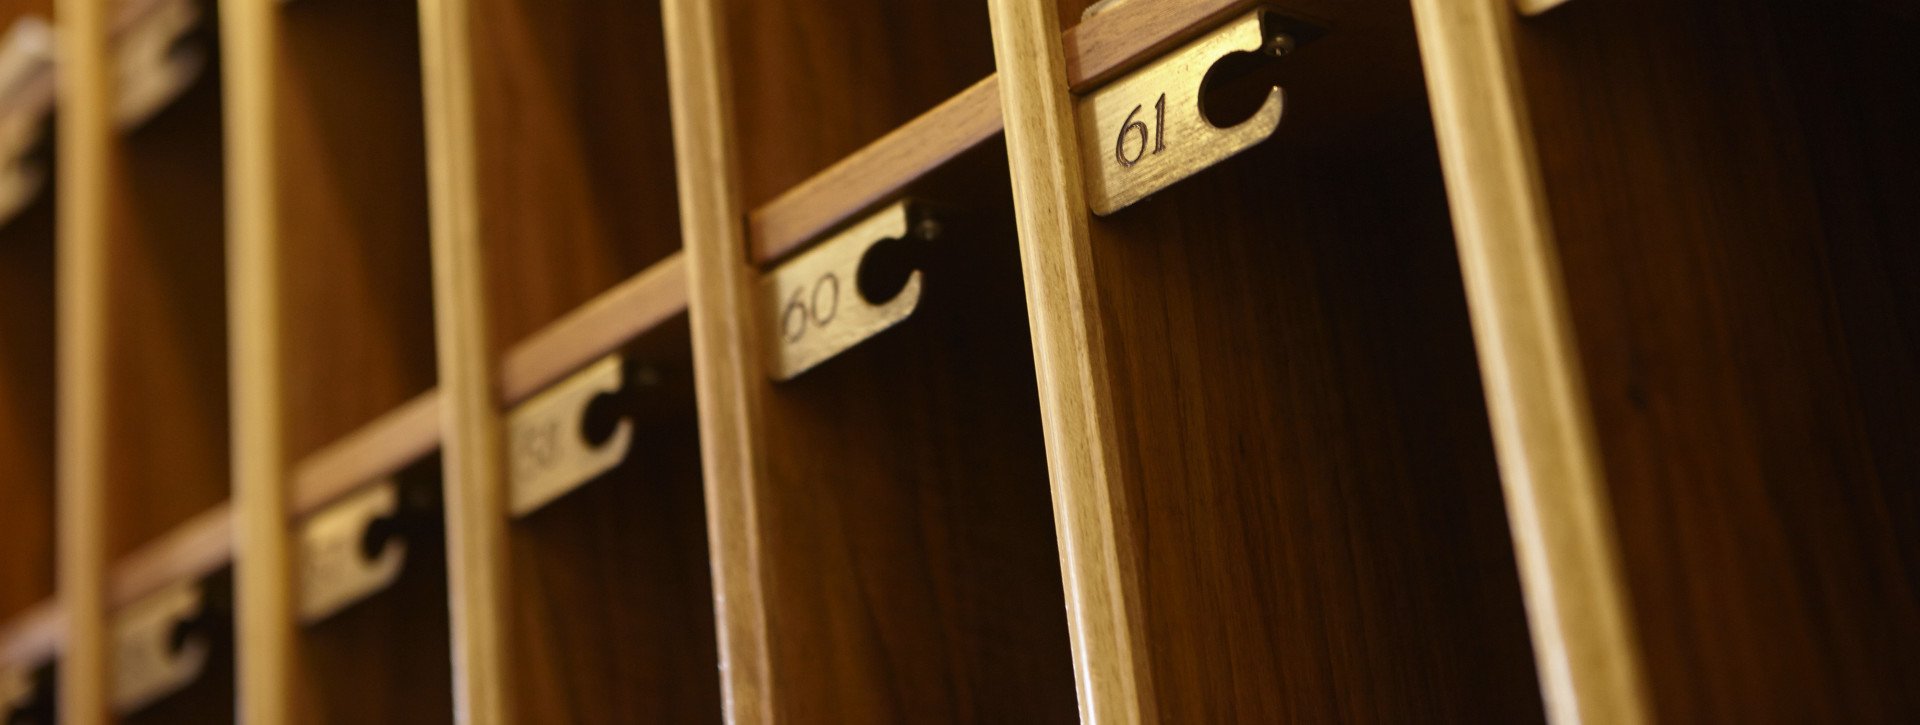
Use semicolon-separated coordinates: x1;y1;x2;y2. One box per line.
268;0;449;718
1509;0;1920;719
460;0;720;718
1050;1;1545;720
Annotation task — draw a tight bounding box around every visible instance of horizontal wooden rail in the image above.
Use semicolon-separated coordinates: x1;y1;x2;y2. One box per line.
0;0;1275;674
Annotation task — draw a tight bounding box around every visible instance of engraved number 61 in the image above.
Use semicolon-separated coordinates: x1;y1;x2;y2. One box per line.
1116;92;1168;167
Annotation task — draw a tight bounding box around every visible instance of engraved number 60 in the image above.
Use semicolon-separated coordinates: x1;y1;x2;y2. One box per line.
781;272;840;343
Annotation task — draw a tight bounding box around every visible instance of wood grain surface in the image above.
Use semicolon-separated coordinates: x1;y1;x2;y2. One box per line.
1514;0;1920;720
471;0;683;358
272;0;436;463
724;0;994;213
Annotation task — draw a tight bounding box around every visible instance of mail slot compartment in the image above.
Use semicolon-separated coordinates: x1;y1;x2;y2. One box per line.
1505;1;1920;720
746;141;1077;721
270;0;448;718
504;317;718;722
1052;1;1545;720
725;0;993;218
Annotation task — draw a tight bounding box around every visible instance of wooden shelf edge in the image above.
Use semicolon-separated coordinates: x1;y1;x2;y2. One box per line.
746;0;1262;266
497;251;689;404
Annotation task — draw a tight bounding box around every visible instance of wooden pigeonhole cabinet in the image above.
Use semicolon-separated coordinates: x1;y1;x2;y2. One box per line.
1;0;1914;722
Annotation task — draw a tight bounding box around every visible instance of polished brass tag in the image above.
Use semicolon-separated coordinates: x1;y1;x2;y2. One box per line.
508;355;632;516
114;0;206;129
762;200;936;380
298;480;407;623
0;18;54;224
112;581;209;714
1077;9;1292;215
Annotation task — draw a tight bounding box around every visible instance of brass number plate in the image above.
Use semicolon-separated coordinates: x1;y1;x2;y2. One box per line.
112;582;209;714
0;18;53;224
298;480;407;624
1077;8;1291;215
115;0;206;129
761;200;934;381
508;355;632;516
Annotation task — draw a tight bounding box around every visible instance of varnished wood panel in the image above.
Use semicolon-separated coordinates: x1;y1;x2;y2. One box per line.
101;7;228;562
272;0;435;461
754;143;1077;722
470;0;682;356
1514;1;1920;720
0;188;53;623
724;0;995;208
508;317;721;723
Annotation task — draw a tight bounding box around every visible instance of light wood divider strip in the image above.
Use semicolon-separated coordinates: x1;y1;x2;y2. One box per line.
661;0;775;720
497;252;688;404
985;0;1151;722
220;0;297;720
1408;0;1650;723
748;0;1261;265
53;0;113;720
419;0;513;721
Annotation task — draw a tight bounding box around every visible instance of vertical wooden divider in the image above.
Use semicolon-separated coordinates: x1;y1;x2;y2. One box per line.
659;0;772;720
418;0;510;722
983;1;1144;722
218;0;293;721
53;0;110;720
1407;1;1651;723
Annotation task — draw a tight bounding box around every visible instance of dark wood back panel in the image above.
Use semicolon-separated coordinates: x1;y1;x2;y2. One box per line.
724;0;995;209
469;0;683;354
272;0;436;461
1516;0;1920;720
102;16;229;560
1078;3;1545;720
